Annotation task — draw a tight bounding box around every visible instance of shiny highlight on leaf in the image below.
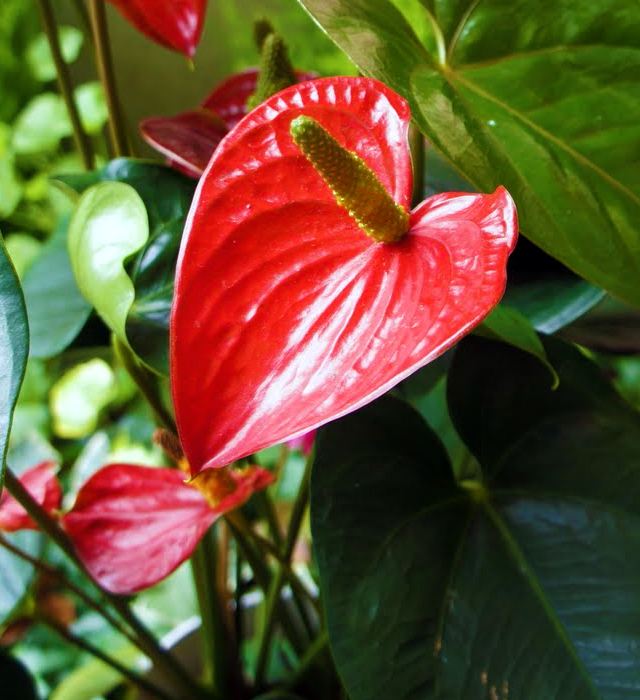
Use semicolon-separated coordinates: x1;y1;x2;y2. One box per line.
290;116;410;243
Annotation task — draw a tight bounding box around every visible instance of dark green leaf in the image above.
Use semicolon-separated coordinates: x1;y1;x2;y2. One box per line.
313;349;640;699
0;531;42;624
0;649;39;700
0;237;29;488
299;0;640;307
22;215;92;358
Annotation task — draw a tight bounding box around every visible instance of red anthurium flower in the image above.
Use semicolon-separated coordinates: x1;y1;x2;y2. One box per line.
171;77;518;477
106;0;207;58
140;68;316;178
0;461;62;533
62;463;273;594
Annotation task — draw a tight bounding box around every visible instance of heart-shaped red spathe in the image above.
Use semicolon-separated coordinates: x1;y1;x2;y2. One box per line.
106;0;207;57
63;463;273;594
0;461;61;533
171;77;517;476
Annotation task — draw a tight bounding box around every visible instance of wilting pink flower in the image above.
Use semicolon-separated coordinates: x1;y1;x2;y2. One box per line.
0;461;61;533
170;76;517;477
63;462;273;594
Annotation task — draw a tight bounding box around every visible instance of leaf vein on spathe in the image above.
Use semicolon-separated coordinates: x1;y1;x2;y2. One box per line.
483;500;604;697
450;70;640;209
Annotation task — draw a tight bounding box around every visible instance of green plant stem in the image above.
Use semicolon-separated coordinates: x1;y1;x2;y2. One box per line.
0;534;139;648
409;121;425;208
191;528;232;700
3;468;207;700
40;615;177;700
256;489;284;550
113;336;176;432
34;0;95;170
254;453;313;687
284;630;329;691
71;0;94;40
88;0;131;157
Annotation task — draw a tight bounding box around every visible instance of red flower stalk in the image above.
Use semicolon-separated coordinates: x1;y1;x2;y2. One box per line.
62;462;273;594
0;461;62;533
171;76;518;477
106;0;208;58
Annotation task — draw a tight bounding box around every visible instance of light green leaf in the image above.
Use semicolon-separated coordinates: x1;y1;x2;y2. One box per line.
25;26;84;82
50;359;116;439
74;81;108;135
11;93;72;154
0;236;28;489
67;181;149;343
0;531;42;624
4;234;41;280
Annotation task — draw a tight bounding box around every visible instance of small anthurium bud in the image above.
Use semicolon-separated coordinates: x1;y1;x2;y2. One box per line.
248;33;299;109
291;116;410;243
171;77;517;476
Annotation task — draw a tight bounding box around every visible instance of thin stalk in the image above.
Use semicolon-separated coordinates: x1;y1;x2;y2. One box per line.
35;0;95;170
3;468;206;700
191;528;232;699
284;630;329;691
255;490;284;550
113;336;176;432
88;0;131;156
0;535;138;648
40;616;177;700
409;121;425;208
254;453;313;686
71;0;94;39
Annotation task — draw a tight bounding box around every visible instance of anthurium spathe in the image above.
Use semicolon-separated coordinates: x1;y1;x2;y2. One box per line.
0;461;61;533
62;462;273;594
171;77;518;477
106;0;207;57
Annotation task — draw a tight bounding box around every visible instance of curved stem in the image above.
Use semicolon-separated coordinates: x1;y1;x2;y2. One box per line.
254;452;313;686
113;336;176;432
35;0;94;169
88;0;131;157
40;615;177;700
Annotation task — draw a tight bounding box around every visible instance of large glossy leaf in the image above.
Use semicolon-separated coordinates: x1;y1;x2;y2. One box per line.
0;237;28;489
171;77;516;475
0;650;38;700
67;182;148;344
22;215;92;358
313;352;640;699
298;0;640;308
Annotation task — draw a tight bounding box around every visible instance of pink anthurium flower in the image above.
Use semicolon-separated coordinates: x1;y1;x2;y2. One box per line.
171;76;518;477
0;461;62;533
62;462;273;594
106;0;207;58
140;68;316;178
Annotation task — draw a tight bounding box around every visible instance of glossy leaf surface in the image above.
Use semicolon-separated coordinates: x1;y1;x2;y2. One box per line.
106;0;208;57
68;182;148;344
0;237;28;489
22;216;92;358
58;160;196;373
299;0;640;307
313;376;640;700
0;461;61;532
171;77;517;474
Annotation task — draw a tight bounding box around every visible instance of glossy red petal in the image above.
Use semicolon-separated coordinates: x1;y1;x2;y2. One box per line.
140;109;228;178
212;466;275;513
171;77;516;475
62;464;215;594
0;461;61;532
106;0;207;57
